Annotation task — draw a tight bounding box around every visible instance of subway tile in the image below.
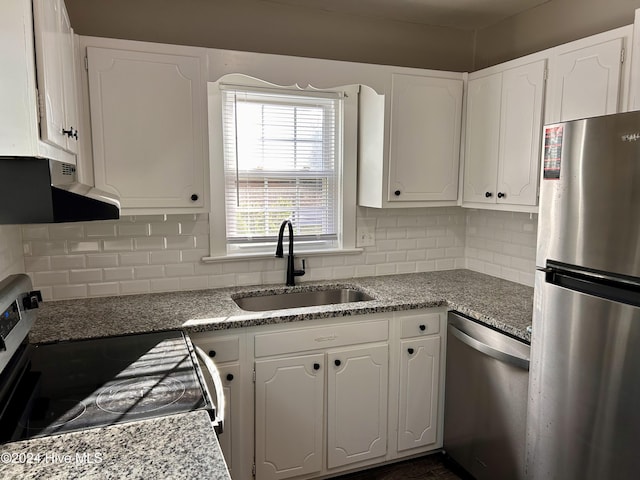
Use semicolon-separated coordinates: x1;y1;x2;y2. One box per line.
51;255;86;270
365;253;386;265
236;272;261;286
117;223;150;237
49;224;84;240
149;222;180;236
85;223;117;238
208;274;237;289
21;226;49;241
134;265;165;279
179;221;210;235
24;256;51;272
322;256;345;267
103;239;134;252
332;266;356;279
375;240;397;252
32;241;67;256
165;264;194;277
445;246;465;258
87;254;119;268
194;235;210;249
375;264;396;276
135;237;166;251
426;248;446;260
119;252;150;266
396;239;417;250
69;269;103;284
435;259;456;270
222;262;249;274
180;276;210;291
396;262;417;274
34;271;69;286
103;267;135;281
88;282;120;297
150;250;181;265
181;249;210;263
52;284;87;300
386;229;407;240
166;235;196;250
355;265;376;277
68;241;100;254
407;250;427;261
38;286;53;301
129;215;167;223
150;278;181;293
386;251;406;263
120;280;151;295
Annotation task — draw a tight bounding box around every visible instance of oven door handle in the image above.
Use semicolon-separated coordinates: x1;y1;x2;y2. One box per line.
194;346;225;434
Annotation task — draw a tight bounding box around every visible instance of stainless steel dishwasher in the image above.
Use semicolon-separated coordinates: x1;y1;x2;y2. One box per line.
444;311;530;480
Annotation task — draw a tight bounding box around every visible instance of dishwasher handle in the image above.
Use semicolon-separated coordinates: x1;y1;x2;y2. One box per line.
195;345;226;434
448;324;529;371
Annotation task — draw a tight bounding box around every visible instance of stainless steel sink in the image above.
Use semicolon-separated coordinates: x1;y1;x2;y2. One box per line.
233;287;374;312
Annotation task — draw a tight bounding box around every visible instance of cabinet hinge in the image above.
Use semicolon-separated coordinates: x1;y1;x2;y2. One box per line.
543;68;548;81
84;56;88;71
621;48;625;64
252;370;256;383
252;463;256;477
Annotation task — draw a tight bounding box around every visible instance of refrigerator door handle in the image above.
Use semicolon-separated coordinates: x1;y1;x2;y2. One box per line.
449;324;530;370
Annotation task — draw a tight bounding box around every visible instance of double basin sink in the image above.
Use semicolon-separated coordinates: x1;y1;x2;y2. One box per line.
233;287;374;312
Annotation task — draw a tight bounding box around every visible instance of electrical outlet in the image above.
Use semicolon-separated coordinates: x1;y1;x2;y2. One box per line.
356;229;375;247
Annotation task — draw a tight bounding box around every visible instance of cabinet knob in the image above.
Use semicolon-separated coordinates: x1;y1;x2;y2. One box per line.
334;359;341;367
408;348;415;355
190;193;199;202
497;192;505;199
226;373;234;382
419;324;426;331
485;192;493;198
394;190;401;196
313;363;320;371
208;350;216;358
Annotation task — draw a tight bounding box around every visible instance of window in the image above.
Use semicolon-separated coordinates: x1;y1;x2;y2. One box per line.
207;75;358;260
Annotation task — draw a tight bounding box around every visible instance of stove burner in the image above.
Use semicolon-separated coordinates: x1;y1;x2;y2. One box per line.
96;376;186;415
22;398;87;434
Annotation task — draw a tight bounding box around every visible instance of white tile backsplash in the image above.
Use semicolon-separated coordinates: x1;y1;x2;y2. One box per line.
0;225;25;279
22;207;539;300
464;209;538;286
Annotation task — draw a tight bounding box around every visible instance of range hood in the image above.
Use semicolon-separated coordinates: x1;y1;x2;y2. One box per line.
0;158;120;224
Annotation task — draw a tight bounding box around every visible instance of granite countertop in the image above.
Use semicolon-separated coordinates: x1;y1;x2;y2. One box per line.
32;269;534;343
0;411;230;480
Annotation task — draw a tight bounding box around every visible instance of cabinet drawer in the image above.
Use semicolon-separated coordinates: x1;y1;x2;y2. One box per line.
190;335;239;363
255;320;389;358
400;312;441;338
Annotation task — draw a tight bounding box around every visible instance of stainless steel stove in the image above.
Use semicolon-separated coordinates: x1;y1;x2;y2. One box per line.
0;274;221;443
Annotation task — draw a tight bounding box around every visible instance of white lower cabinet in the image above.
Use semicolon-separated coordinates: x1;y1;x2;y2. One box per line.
192;309;446;480
327;345;388;468
397;336;440;452
255;354;325;480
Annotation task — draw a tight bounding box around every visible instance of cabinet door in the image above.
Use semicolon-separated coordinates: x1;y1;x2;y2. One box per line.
496;61;546;206
549;38;623;122
462;73;502;204
388;74;462;202
397;337;440;452
32;0;67;150
255;354;324;480
216;363;239;478
88;47;206;210
59;6;79;154
327;344;388;469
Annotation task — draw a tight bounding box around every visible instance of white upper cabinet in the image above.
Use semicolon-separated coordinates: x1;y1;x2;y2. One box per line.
0;0;76;163
547;37;624;123
358;73;463;209
33;0;79;155
463;60;546;210
387;74;463;203
87;44;208;213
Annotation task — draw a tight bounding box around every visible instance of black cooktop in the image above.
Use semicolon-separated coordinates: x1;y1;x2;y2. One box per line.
18;331;209;439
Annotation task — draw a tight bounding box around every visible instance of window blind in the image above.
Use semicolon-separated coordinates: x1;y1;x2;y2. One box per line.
221;87;341;249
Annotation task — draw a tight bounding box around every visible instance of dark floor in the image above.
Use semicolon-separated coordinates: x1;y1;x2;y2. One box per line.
333;453;468;480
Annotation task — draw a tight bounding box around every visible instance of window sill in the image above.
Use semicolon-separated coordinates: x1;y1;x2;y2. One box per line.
201;248;364;263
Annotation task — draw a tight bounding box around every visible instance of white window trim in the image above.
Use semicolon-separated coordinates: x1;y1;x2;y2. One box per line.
204;74;359;262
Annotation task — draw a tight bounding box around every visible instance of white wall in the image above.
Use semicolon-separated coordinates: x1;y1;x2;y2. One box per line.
0;225;25;278
22;208;539;301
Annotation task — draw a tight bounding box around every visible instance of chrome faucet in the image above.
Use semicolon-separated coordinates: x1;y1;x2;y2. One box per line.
275;220;306;286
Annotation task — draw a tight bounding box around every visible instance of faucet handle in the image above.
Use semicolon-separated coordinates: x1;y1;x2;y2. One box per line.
294;258;306;278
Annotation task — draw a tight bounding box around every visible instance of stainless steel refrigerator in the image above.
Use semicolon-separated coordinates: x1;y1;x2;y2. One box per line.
528;110;640;480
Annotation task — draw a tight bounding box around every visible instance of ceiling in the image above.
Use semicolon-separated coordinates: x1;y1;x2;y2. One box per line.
259;0;552;29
